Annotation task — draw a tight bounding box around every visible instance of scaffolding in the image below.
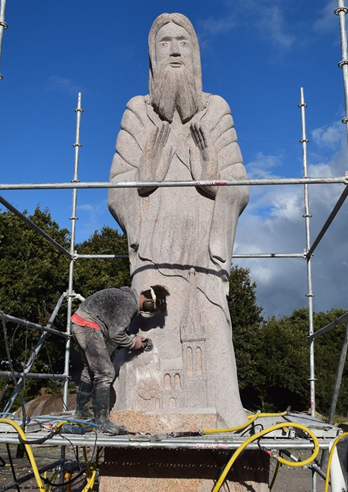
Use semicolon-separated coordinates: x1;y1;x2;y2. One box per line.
1;1;348;491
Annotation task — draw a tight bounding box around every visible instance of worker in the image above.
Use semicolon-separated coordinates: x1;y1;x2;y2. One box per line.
70;285;169;434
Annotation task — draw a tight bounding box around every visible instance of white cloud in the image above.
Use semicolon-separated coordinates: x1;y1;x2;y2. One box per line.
198;0;339;56
311;121;344;149
313;0;337;33
255;5;296;49
45;75;86;96
246;151;284;179
198;15;236;36
76;200;109;241
235;125;348;316
197;1;295;50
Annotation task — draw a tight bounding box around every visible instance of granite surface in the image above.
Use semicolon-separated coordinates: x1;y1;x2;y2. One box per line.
99;410;270;492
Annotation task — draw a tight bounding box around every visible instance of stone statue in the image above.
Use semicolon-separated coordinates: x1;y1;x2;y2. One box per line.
108;13;249;427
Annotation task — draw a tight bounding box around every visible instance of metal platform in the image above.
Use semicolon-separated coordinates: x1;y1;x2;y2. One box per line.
0;412;341;450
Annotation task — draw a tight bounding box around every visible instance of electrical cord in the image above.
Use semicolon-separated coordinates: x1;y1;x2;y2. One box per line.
41;468;86;488
269;457;281;491
80;446;101;492
210;450;233;492
210;421;319;492
0;418;45;491
17;430;57;445
41;443;101;490
324;431;348;492
203;407;290;435
203;411;261;435
43;470;57;492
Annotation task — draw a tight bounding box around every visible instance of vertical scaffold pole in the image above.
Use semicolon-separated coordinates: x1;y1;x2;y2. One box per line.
299;88;316;419
299;88;317;492
0;0;8;80
335;0;348;143
63;93;83;408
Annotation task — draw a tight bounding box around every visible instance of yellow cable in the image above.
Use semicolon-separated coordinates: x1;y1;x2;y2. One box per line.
0;418;45;492
83;446;92;480
204;408;290;435
55;420;84;430
248;407;290;419
81;447;100;492
211;422;319;492
203;411;261;434
324;431;348;492
81;469;97;492
55;420;68;430
45;471;57;492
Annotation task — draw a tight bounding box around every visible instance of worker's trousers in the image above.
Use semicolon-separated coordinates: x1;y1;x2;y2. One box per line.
71;323;116;388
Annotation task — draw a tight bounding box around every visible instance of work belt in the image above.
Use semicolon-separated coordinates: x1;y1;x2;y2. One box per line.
71;313;100;330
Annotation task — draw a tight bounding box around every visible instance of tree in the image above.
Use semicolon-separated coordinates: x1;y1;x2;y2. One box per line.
73;226;130;298
0;206;70;404
228;265;264;409
313;308;348;415
250;307;348;415
256;308;310;412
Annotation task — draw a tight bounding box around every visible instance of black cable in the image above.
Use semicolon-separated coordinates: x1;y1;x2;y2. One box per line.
40;468;86;487
49;433;101;489
5;444;20;492
86;429;99;464
210;449;232;492
17;430;57;445
58;433;84;468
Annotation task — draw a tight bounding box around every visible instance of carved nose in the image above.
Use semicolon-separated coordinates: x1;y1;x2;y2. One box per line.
170;39;181;56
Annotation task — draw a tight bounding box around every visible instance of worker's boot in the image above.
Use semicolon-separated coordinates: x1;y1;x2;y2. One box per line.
93;385;129;435
74;381;94;420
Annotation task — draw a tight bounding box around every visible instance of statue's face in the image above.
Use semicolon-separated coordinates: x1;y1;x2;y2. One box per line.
155;23;193;69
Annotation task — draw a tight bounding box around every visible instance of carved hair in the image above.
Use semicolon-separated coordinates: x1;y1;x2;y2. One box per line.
148;13;203;112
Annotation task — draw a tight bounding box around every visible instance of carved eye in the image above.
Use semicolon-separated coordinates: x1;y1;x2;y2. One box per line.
180;41;189;46
160;41;169;47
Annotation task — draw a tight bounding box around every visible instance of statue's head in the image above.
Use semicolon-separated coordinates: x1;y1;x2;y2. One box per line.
148;13;203;123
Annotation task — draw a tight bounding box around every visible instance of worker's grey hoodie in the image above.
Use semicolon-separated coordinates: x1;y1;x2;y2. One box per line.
74;287;139;348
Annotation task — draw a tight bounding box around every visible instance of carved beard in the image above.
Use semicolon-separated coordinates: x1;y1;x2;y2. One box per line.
150;57;200;123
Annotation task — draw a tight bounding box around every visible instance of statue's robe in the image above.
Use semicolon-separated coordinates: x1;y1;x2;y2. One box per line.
108;93;249;426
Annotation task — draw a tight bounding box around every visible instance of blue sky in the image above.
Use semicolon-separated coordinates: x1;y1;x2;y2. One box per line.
1;0;347;317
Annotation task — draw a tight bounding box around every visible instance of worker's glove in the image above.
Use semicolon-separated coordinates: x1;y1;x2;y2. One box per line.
133;335;147;350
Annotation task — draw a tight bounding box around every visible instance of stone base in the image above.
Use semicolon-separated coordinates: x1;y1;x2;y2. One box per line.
99;411;270;492
109;409;217;433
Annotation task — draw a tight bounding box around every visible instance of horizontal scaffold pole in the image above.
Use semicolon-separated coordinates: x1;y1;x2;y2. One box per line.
0;371;68;379
0;176;347;190
75;253;306;260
